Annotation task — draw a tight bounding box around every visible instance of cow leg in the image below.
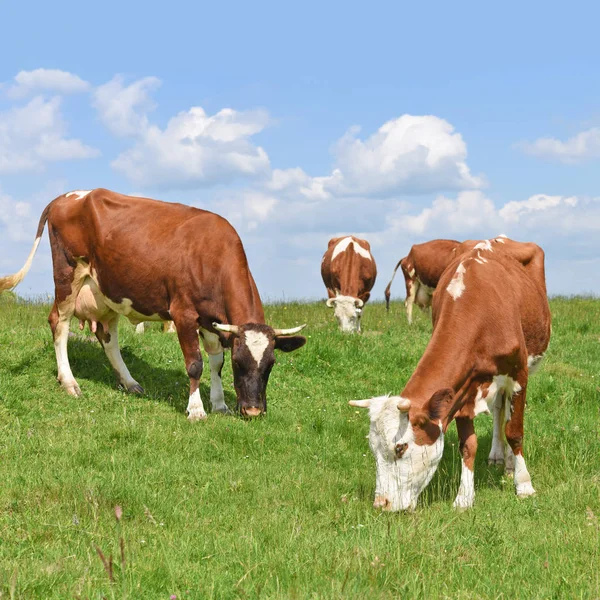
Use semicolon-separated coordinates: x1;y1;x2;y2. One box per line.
135;323;145;334
96;316;143;394
453;417;478;510
488;389;505;465
48;300;81;396
505;377;535;498
405;279;417;325
199;328;230;414
172;314;207;422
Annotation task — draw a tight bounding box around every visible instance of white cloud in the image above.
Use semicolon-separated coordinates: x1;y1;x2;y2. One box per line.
93;75;161;137
324;115;485;196
500;194;578;222
517;127;600;164
0;96;99;173
6;69;90;99
0;188;34;242
110;104;271;188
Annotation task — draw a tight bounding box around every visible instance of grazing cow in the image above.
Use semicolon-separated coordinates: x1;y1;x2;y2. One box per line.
351;237;551;511
0;189;307;420
384;239;463;324
321;236;377;333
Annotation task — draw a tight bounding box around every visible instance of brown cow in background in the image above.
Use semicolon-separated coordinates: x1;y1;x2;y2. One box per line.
321;236;377;333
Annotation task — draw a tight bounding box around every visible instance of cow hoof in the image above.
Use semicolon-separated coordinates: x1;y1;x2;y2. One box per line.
127;383;145;394
453;496;474;511
212;405;232;415
187;410;208;422
488;457;504;466
62;381;82;397
516;482;536;498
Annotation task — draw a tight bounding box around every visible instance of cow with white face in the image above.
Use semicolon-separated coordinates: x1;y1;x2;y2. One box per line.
352;237;551;511
0;188;307;419
321;236;377;333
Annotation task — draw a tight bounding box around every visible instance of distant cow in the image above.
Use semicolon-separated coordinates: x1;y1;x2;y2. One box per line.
135;321;176;334
321;236;377;333
0;189;307;420
351;237;550;511
384;239;463;324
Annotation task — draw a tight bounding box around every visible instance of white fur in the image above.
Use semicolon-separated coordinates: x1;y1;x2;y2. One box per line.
135;323;145;334
514;454;535;497
446;262;467;300
527;354;545;374
330;295;362;333
100;318;140;391
65;190;91;199
453;459;475;510
208;353;227;411
331;237;372;261
186;388;207;421
364;395;444;512
245;330;269;365
474;239;493;252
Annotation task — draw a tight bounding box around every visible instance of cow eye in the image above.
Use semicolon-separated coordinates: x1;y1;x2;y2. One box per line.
395;442;408;458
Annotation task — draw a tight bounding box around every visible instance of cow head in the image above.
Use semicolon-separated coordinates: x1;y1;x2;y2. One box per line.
326;295;365;333
349;390;453;511
213;322;306;417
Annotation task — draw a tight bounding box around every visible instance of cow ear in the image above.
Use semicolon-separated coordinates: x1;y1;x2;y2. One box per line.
425;388;454;431
275;335;307;352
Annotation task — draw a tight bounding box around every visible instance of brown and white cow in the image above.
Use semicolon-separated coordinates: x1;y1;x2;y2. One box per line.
384;239;463;324
351;237;551;511
321;236;377;333
0;189;306;420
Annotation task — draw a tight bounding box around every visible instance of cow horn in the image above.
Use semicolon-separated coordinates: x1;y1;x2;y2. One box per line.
349;399;371;408
355;298;364;308
397;398;411;412
326;298;336;308
212;322;240;335
272;324;306;336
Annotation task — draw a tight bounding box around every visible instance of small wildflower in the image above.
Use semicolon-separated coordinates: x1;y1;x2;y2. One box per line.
115;505;123;522
171;595;177;599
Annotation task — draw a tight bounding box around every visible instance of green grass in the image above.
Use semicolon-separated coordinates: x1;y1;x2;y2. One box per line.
0;294;599;599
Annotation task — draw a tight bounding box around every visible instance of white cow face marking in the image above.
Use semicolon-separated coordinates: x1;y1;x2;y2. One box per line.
327;295;363;333
244;330;269;365
355;395;444;512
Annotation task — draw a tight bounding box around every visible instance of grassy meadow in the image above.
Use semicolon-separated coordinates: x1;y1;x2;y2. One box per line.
0;293;599;599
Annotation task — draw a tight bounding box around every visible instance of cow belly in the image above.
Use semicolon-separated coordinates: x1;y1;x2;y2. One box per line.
415;281;434;308
74;277;113;325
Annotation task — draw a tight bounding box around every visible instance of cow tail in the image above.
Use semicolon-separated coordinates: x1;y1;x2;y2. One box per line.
384;258;404;311
0;202;52;292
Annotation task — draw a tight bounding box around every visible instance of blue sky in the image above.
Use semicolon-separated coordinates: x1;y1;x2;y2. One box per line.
1;0;599;301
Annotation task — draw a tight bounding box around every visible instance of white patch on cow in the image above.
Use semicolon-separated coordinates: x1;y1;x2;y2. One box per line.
514;454;535;497
473;385;491;416
453;459;475;510
495;234;507;243
102;296;162;324
474;239;493;252
245;330;269;365
135;323;145;334
100;318;141;391
446;262;467;300
408;267;416;278
331;237;372;261
364;395;444;512
65;190;91;200
527;354;545;374
186;388;207;421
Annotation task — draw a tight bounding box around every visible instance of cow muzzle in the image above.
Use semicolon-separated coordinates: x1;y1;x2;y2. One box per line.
240;406;264;418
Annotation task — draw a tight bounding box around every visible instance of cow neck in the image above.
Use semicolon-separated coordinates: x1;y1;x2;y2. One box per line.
401;326;477;412
223;272;266;326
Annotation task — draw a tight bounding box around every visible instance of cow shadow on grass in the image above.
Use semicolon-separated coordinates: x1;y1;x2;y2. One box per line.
66;338;237;415
416;427;506;508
